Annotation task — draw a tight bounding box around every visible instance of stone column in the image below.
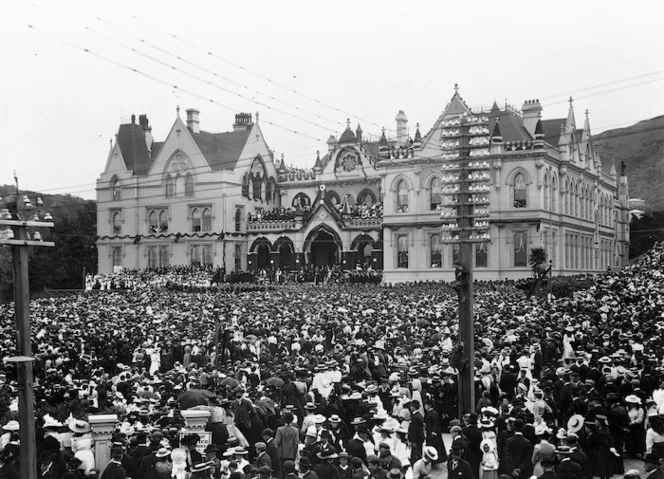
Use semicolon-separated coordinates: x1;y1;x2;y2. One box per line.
181;409;210;431
89;414;118;475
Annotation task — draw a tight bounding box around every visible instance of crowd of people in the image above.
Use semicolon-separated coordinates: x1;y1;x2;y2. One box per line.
247;201;383;224
1;241;664;479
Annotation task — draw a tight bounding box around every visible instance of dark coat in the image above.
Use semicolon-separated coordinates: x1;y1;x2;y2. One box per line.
447;459;474;479
505;433;533;479
100;461;127;479
409;412;425;445
555;459;583;479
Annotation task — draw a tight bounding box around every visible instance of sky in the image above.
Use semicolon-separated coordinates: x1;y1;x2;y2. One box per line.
1;0;663;200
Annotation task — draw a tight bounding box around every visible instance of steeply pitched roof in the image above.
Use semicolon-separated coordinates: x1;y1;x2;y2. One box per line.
540;119;566;147
339;126;357;144
117;123;153;175
189;129;251;171
487;110;531;142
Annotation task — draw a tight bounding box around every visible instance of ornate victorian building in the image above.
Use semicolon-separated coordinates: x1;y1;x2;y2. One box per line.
97;88;630;280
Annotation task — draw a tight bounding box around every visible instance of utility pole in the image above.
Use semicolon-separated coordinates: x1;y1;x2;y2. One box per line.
439;112;491;414
0;182;54;479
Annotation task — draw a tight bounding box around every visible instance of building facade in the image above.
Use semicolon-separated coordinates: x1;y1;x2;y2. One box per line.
96;88;630;280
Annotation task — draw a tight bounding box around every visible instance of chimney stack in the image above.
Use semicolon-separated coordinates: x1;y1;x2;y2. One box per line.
233;112;253;132
395;110;408;144
186;108;200;133
521;100;542;138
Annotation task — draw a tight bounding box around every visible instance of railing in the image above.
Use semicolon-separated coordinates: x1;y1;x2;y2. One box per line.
247;220;300;231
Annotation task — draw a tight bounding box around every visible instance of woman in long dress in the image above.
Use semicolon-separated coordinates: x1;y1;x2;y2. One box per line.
531;429;555;477
479;438;499;479
562;329;575;360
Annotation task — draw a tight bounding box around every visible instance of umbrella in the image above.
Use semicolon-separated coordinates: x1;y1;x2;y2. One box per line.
416;319;432;328
176;389;216;409
265;377;284;388
219;377;239;388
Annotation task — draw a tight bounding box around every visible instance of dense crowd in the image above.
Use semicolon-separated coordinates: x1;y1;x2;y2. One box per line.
1;242;664;479
247;202;382;224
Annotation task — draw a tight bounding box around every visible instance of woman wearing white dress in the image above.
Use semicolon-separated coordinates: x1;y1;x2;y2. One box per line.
69;419;95;475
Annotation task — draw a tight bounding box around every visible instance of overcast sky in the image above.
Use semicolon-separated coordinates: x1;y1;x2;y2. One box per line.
2;0;663;200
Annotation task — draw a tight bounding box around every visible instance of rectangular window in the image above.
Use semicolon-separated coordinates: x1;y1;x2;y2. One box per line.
159;246;169;268
235;244;242;271
514;231;528;267
397;235;409;268
148;247;158;268
430;234;442;268
475;243;488;268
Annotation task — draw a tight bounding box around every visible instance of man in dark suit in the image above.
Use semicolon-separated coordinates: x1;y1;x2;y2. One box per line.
450;426;470;462
462;413;482;478
505;419;533;479
274;413;300;466
554;446;583;479
263;428;281;478
347;426;371;463
447;444;474;479
100;448;128;479
537;457;558;479
408;401;425;464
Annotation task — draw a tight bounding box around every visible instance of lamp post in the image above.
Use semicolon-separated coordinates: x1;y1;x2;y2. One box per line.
439;113;492;414
0;183;54;479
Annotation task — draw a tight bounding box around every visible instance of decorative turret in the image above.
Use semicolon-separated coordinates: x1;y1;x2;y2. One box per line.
565;97;576;132
395;110;408;144
313;150;323;172
139;114;153;153
413;123;422;149
356;124;363;143
533;120;544;149
379;128;389;158
521;99;542;138
278;153;286;172
338;119;357;144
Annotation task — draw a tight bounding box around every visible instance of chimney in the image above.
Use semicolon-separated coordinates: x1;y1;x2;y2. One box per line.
395;110;408;144
139;114;153;153
327;135;337;152
186;108;200;133
233;112;253;132
521;99;542;138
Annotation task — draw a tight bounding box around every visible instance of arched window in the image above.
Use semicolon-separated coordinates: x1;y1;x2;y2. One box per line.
235;244;243;271
543;174;550;211
252;173;263;200
564;180;570;214
202;208;212;231
397;180;409;213
191;208;202;232
514;231;528;267
165;175;175;198
235;208;242;232
292;193;311;209
111;247;122;271
111;178;122;201
184;174;194;197
551;176;558;212
112;211;122;235
159;210;169;232
149;210;158;233
358;189;377;207
266;179;274;204
513;173;527;208
430;177;443;210
430;234;442;268
242;174;250;198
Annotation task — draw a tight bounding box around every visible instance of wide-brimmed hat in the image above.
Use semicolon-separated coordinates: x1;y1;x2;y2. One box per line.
2;421;19;431
156;448;170;458
567;414;584;434
328;414;342;423
191;462;213;473
234;447;248;455
68;420;91;434
388;469;403;479
555;445;573;455
318;451;338;460
625;395;642;404
423;446;438;461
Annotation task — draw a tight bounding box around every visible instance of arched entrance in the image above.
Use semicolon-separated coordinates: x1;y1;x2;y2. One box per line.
351;233;376;269
274;236;295;270
304;226;342;267
256;244;270;269
249;237;273;271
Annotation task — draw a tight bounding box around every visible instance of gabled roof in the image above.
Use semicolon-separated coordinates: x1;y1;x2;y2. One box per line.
189;129;251;171
117;123;153;175
302;187;345;225
540;119;566;147
487;110;531;142
444;92;472;116
339;126;357;144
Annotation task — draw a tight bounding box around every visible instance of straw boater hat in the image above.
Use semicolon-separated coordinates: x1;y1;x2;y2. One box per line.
423;446;438;462
2;421;19;432
156;448;171;458
68;420;91;434
567;415;585;434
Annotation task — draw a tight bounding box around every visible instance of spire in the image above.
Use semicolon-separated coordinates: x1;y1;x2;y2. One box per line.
356;124;363;143
339;120;357;144
379;127;389;158
313;150;323;171
490;100;500;112
583;109;591;137
566;96;576;130
413;123;422;148
379;127;388;146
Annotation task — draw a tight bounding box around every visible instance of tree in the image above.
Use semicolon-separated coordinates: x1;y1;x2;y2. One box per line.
529;247;548;277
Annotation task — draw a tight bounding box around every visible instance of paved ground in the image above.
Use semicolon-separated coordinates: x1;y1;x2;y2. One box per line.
427;434;645;479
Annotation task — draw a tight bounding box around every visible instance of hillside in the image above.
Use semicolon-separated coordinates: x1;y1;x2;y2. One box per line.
0;185;91;223
593;115;664;211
